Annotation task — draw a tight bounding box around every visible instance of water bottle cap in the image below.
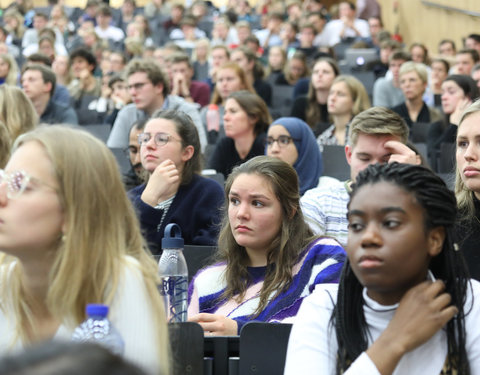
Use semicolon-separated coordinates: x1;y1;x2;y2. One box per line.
86;304;109;317
208;104;218;110
162;223;184;249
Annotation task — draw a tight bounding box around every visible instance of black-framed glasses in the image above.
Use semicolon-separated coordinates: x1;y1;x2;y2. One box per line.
266;135;297;148
0;169;56;199
127;82;150;91
137;132;182;147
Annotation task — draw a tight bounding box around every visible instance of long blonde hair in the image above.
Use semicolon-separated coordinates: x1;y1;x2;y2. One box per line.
1;126;169;374
0;85;38;145
0;54;19;85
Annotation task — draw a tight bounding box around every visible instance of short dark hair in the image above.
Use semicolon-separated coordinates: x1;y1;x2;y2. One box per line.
389;50;411;63
458;48;480;63
96;4;112;16
125;58;170;97
69;47;97;71
168;53;192;69
466;33;480;43
23;64;56;95
27;52;52;66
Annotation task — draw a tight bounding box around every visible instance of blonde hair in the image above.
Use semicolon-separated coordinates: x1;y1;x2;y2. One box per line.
331;75;371;117
210;62;255;105
399;61;428;84
455;99;480;220
1;126;169;374
0;121;10;168
0;85;38;145
0;54;19;85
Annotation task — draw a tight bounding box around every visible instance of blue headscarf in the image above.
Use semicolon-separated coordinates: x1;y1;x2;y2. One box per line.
267;117;323;195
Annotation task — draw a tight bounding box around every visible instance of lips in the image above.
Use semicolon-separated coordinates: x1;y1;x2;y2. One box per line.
463;166;480;177
358;255;383;268
235;225;251;233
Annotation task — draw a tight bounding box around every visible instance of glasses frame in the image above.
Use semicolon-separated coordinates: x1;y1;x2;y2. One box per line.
0;169;57;200
266;135;299;148
137;132;182;148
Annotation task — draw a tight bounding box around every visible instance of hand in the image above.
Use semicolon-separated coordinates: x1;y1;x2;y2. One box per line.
366;280;458;374
450;98;471;125
189;313;238;336
384;140;421;165
141;159;180;206
101;85;112;99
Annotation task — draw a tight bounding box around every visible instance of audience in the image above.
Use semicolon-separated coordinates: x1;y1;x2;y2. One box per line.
0;54;19;85
188;156;345;335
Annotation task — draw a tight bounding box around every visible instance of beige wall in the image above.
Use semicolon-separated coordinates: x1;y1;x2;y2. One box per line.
379;0;480;56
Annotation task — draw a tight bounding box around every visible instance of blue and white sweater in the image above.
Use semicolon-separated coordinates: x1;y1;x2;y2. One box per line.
188;237;345;333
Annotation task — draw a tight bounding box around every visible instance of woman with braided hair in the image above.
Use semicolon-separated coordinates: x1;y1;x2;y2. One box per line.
285;162;480;375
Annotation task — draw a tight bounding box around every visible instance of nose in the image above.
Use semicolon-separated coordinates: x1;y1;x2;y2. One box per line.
360;222;382;248
464;143;478;161
236;202;250;220
269;140;281;152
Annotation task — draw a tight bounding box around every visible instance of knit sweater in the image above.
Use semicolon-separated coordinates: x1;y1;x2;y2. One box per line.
188;237;345;333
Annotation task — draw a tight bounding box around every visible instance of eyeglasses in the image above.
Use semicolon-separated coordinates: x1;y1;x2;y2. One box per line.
127;82;150;91
266;135;297;148
137;132;182;147
0;169;56;199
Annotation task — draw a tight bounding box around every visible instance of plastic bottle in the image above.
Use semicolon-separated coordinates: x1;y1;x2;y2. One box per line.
72;304;125;355
158;223;189;323
206;104;220;132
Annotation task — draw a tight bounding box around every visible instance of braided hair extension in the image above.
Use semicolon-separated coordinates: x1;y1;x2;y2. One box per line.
332;162;471;374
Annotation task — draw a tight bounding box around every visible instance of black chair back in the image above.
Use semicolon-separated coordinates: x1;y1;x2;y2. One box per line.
169;322;205;375
322;145;350;181
184;245;217;281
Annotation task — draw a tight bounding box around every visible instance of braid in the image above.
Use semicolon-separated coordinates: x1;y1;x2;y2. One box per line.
333;163;471;374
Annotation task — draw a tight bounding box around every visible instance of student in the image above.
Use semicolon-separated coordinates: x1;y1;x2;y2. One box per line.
266;117;322;195
301;107;418;246
129;109;224;253
188;156;345;335
455;100;480;281
208;91;271;178
0;126;170;375
285;162;480;374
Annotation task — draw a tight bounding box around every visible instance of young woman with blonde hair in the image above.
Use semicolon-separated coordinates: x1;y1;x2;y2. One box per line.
0;126;170;375
0;54;19;86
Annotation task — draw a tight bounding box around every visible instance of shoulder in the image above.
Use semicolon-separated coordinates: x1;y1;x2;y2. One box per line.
167;95;199;111
191;262;227;292
302;183;348;204
118;103;140;116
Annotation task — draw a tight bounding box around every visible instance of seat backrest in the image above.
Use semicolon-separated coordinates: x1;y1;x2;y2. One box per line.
169;322;205;375
82;123;111;143
410;122;432;143
109;147;131;175
322;145;350;181
437;142;456;174
183;245;217;281
238;322;292;375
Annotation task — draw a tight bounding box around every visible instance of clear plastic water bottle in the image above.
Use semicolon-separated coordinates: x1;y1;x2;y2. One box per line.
206;104;220;132
72;304;125;355
158;223;189;323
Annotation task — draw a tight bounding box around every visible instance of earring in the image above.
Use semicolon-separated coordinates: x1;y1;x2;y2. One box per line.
61;234;67;242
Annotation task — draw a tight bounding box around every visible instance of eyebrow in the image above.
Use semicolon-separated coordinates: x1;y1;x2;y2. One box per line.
347;206;406;218
229;191;271;201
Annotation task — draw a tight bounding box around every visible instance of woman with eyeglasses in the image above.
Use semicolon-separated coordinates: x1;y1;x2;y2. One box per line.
266;117;322;195
0;126;170;375
129;109;224;254
207;91;272;179
188;156;345;335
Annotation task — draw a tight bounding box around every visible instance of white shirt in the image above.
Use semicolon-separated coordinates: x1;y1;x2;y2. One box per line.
322;18;370;46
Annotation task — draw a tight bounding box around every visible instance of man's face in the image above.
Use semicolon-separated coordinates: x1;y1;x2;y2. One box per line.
212;48;229;68
346;133;402;181
456;53;475;75
339;2;354;19
368;18;382;36
171;61;193;83
109;53;125;73
71;57;93;78
96;12;111;28
389;59;406;85
33;15;47;30
439;42;455;56
127;72;162;113
21;69;50;101
128;126;144;177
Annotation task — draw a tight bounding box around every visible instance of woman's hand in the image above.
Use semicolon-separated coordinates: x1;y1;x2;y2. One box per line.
141;159;180;207
366;280;458;375
189;313;238;336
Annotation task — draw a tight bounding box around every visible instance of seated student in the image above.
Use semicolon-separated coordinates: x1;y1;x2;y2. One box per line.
266;117;322;195
455;100;480;281
427;74;479;167
188;156;345;335
285;162;480;374
129;109;224;254
274;51;310;87
391;62;443;129
0;126;169;375
208;91;271;179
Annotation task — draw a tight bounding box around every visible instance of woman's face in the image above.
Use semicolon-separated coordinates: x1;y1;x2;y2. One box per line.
223;98;255;139
399;70;426;101
347;181;441;305
0;142;63;258
39;40;55;59
217;68;244;100
289;58;306;80
266;125;298;166
52;56;69;76
311;61;336;91
327;81;353;116
431;61;448;84
456;111;480;199
140;118;190;174
410;46;425;64
228;173;282;263
441;80;466;115
268;48;284;71
0;59;10;79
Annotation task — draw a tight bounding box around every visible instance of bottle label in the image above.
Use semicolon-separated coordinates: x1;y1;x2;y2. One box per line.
159;276;188;323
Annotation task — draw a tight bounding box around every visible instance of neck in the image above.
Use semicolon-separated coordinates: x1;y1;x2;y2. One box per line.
332;113;351;129
406;97;424;113
245;248;268;267
145;95;165;116
32;94;50;117
315;89;329;104
234;131;256;159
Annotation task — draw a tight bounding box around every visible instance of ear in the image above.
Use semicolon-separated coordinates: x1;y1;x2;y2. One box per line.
427;226;445;257
181;144;194;162
154;83;164;96
345;144;352;165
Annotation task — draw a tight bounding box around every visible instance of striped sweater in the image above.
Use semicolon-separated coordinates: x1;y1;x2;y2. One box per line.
187;237;345;333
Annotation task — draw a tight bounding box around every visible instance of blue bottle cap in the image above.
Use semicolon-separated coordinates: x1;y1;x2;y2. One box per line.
86;304;109;317
162;223;184;249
